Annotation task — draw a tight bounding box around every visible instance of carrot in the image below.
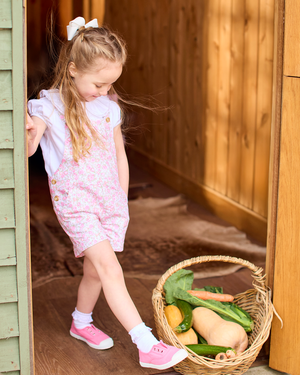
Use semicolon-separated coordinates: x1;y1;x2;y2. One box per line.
187;290;234;302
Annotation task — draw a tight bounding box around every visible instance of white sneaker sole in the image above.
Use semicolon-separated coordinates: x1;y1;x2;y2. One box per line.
70;330;114;350
140;349;188;370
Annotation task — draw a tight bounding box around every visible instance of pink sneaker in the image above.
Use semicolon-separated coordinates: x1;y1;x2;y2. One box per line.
70;321;113;350
139;341;188;370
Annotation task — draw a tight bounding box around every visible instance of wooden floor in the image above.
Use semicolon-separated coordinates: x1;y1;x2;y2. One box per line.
30;159;267;375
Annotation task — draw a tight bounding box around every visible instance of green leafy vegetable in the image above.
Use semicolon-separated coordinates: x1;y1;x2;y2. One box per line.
173;288;254;332
195;331;208;345
164;269;194;305
194;286;223;294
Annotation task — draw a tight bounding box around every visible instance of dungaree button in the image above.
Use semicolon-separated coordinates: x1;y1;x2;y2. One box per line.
52;179;57;185
106;117;110;123
54;196;59;201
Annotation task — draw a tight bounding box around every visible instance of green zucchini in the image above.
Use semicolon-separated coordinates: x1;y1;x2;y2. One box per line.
174;300;193;333
186;344;236;357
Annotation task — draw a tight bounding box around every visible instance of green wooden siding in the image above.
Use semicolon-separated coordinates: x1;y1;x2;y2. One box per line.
0;111;14;148
0;0;34;374
0;228;16;266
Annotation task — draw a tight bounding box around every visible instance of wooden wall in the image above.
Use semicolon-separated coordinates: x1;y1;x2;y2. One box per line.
105;0;275;242
0;0;33;374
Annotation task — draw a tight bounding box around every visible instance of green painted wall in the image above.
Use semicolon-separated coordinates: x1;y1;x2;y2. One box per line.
0;0;34;374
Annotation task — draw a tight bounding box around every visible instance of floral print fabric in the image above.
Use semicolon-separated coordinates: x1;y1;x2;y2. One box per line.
48;114;129;257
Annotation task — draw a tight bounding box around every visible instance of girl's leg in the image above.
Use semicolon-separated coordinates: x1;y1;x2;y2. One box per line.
76;256;102;314
84;239;142;332
73;239;188;369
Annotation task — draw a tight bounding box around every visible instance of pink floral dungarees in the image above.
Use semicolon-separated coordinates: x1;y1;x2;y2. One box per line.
49;113;129;257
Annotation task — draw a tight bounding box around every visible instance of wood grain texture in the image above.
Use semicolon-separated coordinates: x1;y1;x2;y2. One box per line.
0;0;12;28
204;0;219;188
0;302;19;339
0;189;15;228
0;149;14;189
0;71;13;110
0;337;20;372
0;266;18;303
0;29;12;70
269;77;300;375
0;228;16;266
239;0;259;209
227;0;245;202
253;0;275;217
0;111;13;149
105;0;275;239
265;0;285;294
283;0;300;76
12;0;34;372
215;0;231;194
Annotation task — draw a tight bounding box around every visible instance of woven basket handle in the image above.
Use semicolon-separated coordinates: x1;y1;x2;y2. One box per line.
156;255;266;294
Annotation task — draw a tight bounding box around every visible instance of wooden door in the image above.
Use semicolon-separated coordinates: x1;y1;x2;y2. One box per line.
267;1;300;374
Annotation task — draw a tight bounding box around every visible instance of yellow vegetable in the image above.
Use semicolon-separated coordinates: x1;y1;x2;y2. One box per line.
192;307;248;355
176;328;198;345
164;305;182;329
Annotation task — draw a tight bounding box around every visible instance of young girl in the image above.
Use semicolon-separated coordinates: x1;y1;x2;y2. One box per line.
26;17;188;370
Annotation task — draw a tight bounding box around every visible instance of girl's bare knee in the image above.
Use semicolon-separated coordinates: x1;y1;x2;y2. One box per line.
101;259;123;281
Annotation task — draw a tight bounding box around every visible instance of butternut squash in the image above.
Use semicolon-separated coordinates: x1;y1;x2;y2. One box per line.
164;305;182;329
192;307;248;355
176;328;198;345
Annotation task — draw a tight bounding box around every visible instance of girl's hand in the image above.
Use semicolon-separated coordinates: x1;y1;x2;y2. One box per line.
26;113;37;143
25;114;46;157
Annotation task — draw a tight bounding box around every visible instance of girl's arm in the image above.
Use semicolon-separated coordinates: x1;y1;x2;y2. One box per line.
114;124;129;196
26;114;47;157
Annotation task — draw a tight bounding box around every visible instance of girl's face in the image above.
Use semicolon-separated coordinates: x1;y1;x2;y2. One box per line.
69;58;123;102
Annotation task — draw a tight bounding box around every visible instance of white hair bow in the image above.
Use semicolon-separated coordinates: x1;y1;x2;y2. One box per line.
67;17;99;41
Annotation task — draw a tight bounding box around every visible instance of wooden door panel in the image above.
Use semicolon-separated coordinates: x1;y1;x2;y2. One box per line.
269;76;300;375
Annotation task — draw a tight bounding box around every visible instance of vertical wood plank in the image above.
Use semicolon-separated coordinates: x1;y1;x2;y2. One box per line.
283;0;300;77
0;337;20;372
227;0;245;202
0;228;16;266
0;71;13;110
265;0;285;294
0;266;18;303
0;189;15;228
0;111;13;148
239;0;259;209
204;0;219;188
197;2;209;185
0;149;14;189
253;0;275;217
168;0;182;171
104;0;275;239
189;0;202;181
58;0;72;39
91;0;105;26
12;0;34;373
0;0;12;28
0;302;19;339
215;0;232;194
83;0;90;21
0;29;12;70
269;77;300;375
180;2;193;176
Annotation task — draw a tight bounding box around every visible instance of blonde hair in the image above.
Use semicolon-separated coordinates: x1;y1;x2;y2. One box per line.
51;26;127;162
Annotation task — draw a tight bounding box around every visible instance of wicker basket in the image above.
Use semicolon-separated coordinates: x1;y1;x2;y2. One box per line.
152;255;274;375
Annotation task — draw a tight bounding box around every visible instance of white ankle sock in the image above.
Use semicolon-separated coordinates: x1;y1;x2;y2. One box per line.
129;322;159;353
72;307;93;329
